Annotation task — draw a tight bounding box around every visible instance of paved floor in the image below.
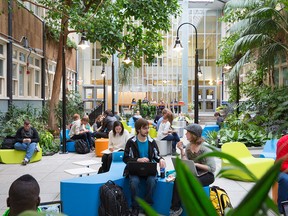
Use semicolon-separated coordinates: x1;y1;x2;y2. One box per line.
0;148;266;215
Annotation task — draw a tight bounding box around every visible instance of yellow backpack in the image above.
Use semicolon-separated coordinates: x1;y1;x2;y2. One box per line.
210;186;233;215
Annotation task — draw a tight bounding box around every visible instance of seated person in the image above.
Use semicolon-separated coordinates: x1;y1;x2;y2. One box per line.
157;112;180;155
142;97;149;104
133;110;142;123
93;110;117;139
153;110;162;127
130;98;137;110
123;118;166;216
80;116;95;151
4;174;41;216
92;114;104;132
156;108;172;131
14;120;40;166
69;114;94;151
169;124;216;216
98;121;130;173
276;135;288;213
158;98;166;111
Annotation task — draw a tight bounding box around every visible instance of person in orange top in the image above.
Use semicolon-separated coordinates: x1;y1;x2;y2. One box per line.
276;135;288;213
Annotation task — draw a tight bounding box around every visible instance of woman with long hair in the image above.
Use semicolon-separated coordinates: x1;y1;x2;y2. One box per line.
98;121;130;173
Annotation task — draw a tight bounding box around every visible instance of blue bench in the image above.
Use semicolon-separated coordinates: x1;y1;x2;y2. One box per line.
60;129;76;152
259;139;278;160
60;152;209;216
201;125;220;139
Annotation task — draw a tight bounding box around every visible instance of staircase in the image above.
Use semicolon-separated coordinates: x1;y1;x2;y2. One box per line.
199;112;216;126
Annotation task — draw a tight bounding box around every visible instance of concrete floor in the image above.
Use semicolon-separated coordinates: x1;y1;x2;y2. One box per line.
0;148;267;215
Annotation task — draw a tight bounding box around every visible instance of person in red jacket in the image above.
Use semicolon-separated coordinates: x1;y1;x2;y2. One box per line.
276;135;288;213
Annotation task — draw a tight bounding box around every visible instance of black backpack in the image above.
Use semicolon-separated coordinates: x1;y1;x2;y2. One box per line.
1;135;16;149
98;180;130;216
74;139;89;154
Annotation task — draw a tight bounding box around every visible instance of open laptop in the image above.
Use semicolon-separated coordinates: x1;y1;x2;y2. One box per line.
282;201;288;216
171;157;207;177
38;201;62;214
127;161;157;177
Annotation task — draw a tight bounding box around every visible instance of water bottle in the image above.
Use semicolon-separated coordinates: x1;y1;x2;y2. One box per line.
160;167;165;178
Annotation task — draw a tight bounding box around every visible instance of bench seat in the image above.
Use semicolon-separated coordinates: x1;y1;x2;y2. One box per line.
61;152;209;216
0;147;42;164
221;142;274;181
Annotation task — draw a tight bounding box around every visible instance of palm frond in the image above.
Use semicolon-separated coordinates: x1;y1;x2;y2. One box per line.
228;51;251;83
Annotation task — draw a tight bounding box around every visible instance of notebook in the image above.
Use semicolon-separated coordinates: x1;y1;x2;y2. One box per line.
38;201;62;214
171;157;208;177
127;161;157;177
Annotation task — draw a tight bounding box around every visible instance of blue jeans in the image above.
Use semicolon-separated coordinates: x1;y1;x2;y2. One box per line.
162;133;180;149
14;142;37;160
278;172;288;213
129;175;157;209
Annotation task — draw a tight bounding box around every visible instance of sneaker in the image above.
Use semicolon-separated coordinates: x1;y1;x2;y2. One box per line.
35;145;41;152
21;158;29;166
169;207;183;216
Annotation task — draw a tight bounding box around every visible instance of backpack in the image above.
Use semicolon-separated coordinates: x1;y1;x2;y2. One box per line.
98;180;130;216
1;135;16;149
74;139;89;154
210;185;232;216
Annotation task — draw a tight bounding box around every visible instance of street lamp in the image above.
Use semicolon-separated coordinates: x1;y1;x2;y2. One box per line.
101;65;106;110
174;22;199;124
61;29;89;153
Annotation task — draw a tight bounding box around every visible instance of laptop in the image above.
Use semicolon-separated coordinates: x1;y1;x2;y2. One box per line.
282;201;288;216
38;201;62;214
127;161;157;177
171;157;207;177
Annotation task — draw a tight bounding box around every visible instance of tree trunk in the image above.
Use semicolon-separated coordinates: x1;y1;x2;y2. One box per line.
48;18;68;131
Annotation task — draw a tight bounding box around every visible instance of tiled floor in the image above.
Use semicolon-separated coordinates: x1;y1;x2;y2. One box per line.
0;148;264;215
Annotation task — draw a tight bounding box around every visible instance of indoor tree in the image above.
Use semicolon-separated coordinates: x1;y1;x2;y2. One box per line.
19;0;181;131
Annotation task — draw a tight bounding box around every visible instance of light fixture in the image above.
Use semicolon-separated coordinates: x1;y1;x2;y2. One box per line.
123;56;132;64
78;35;89;49
174;22;199;123
173;37;183;52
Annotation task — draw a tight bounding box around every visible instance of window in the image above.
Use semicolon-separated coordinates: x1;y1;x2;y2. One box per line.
35;70;40;97
0;44;3;54
19;52;26;62
19;65;25;96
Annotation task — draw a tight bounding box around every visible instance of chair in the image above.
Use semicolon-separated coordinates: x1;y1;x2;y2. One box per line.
121;121;132;133
149;127;158;138
221;142;274;181
259;139;278;160
60;129;76;152
201;125;220;139
156;140;172;156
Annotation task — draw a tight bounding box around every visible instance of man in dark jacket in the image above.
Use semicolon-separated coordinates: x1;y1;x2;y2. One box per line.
14;120;40;165
123;118;166;216
93;110;117;138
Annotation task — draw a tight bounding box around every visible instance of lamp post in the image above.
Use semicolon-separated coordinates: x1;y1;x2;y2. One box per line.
101;65;106;110
61;28;89;153
174;22;199;124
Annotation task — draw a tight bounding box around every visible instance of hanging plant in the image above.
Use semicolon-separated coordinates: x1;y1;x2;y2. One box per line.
118;63;133;85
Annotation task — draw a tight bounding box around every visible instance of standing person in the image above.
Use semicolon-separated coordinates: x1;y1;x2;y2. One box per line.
169;123;216;216
93;110;117;139
3;174;41;216
157;112;180;155
214;112;224;128
123;118;166;216
276;135;288;213
14;120;40;166
99;121;130;173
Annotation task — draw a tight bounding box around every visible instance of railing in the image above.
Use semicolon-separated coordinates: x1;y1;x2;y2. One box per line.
88;102;104;125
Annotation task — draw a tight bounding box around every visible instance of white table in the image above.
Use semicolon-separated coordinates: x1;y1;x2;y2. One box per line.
64;167;97;177
72;160;101;168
